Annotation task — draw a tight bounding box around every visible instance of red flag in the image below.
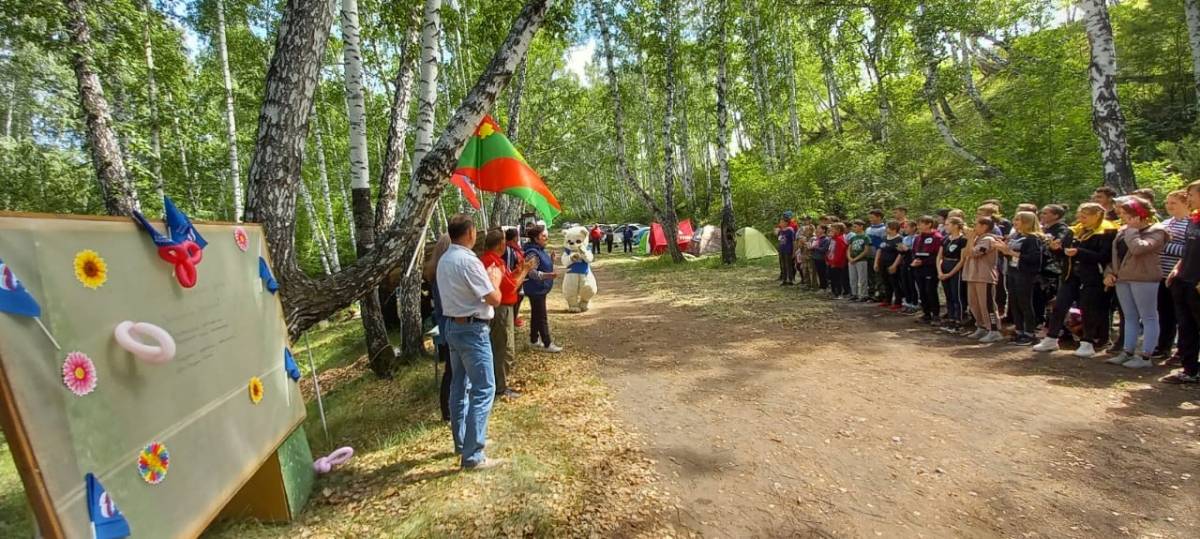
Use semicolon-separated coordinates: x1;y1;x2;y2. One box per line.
449;174;481;210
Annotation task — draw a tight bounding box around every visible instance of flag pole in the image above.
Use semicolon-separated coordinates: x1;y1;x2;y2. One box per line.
33;317;60;350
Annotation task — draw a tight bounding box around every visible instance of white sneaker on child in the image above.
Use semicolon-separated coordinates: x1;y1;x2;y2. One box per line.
541;343;563;353
978;331;1003;343
1074;342;1097;358
1122;356;1153;369
1031;337;1059;352
968;328;988;339
1106;351;1133;365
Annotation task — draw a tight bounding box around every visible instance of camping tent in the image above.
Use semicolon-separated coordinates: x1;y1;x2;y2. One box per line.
689;225;722;255
735;227;777;259
649;219;694;255
635;228;651;254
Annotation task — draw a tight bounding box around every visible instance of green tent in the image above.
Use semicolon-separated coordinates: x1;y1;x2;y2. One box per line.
637;229;650;254
734;227;777;259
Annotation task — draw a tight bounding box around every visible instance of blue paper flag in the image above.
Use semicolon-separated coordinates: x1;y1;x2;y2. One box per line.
131;196;207;249
258;257;279;294
86;473;131;539
284;348;301;381
0;258;41;318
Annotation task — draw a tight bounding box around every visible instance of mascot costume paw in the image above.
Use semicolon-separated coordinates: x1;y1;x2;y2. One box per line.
562;226;599;313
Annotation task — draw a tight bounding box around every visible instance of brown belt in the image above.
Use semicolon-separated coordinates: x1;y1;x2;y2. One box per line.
451;316;486;324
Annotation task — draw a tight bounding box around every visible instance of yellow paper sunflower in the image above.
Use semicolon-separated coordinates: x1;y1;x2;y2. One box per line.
73;250;107;289
248;376;264;404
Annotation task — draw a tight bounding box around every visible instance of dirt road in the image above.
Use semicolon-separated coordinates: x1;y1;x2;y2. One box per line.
559;262;1200;538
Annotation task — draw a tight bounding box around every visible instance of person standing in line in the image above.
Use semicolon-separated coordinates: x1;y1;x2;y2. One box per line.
898;220;919;314
623;225;635;253
605;225;615;253
826;223;851;298
437;215;505;471
994;211;1045;345
911;216;944;324
937;217;968;332
847;220;871;301
522;225;562;353
1092;186;1121;222
1104;197;1168;369
777;217;797;286
504;228;527;328
810;225;831;290
875;221;905;310
963;217;1004;343
481;229;538;400
589;224;603;258
1038;205;1070;329
1154;190;1189;363
422;234;454;422
865;209;887;300
1161;180;1200;384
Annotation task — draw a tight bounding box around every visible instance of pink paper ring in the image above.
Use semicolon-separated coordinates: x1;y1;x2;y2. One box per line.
114;321;176;364
313;447;354;474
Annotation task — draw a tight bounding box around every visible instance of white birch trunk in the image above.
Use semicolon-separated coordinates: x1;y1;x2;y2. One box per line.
1186;0;1200;116
142;0;164;203
1079;0;1137;193
299;178;332;275
716;0;736;264
171;113;196;212
341;0;370;198
412;0;442;180
216;0;243;222
312;105;340;271
958;33;993;121
785;46;802;153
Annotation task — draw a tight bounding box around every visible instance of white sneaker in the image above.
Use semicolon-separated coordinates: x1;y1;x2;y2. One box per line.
1122;356;1153;369
1032;337;1060;352
979;331;1003;343
1106;351;1133;365
541;343;563;353
968;328;988;339
1074;342;1097;358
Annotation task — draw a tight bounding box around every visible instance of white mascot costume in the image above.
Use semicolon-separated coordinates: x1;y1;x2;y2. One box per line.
561;226;599;312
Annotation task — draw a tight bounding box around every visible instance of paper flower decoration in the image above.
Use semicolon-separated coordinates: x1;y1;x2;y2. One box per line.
137;442;169;484
73;250;108;289
248;376;264;404
61;352;97;396
233;227;249;252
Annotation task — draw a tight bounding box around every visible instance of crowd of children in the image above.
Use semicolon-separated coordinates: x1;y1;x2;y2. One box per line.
775;182;1200;385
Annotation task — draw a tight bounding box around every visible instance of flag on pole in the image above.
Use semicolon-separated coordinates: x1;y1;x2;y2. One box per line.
449;174;482;210
86;473;132;539
452;115;561;225
0;259;41;318
131;196;207;249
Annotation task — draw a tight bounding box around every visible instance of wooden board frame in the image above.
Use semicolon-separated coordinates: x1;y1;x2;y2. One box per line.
0;212;307;538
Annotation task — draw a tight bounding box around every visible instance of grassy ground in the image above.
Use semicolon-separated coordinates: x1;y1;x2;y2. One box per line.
605;253;833;329
0;430;32;537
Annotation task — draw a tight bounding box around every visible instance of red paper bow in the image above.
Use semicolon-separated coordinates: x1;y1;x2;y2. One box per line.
156;241;203;288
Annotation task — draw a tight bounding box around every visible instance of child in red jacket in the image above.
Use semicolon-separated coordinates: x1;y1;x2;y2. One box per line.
826;223;851;299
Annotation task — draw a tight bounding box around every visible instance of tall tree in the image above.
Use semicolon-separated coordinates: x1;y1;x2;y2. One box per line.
216;0;244;221
957;34;993;121
340;0;396;373
64;0;138;215
715;0;736;265
141;0;164;203
311;105;339;270
1079;0;1137;194
491;58;526;226
659;0;685;263
1186;0;1200;119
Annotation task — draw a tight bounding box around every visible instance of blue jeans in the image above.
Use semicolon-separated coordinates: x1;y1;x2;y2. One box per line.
1115;281;1159;356
446;320;495;467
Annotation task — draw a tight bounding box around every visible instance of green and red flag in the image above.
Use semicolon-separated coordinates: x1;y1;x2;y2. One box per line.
452;115;561;225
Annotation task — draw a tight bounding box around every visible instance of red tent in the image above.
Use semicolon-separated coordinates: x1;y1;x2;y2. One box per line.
649;219;694;255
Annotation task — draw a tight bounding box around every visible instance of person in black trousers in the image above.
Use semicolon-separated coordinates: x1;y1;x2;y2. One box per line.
622;226;635;253
421;234;454;420
522;225;562;352
911;216;944;323
606;227;615;253
810;225;830;290
1162;180;1200;384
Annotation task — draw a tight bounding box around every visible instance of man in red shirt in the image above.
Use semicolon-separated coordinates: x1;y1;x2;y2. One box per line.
481;229;537;399
590;225;603;258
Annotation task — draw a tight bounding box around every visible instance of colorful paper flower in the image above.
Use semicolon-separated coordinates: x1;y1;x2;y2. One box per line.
73;250;108;289
233;226;249;252
248;376;264;404
61;352;97;396
137;442;169;484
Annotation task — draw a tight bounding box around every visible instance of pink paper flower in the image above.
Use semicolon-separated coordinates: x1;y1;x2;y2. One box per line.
62;352;97;396
233;227;249;252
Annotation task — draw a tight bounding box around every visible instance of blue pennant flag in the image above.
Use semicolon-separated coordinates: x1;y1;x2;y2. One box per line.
258;257;278;294
132;196;207;249
284;348;301;381
86;473;131;539
0;258;41;318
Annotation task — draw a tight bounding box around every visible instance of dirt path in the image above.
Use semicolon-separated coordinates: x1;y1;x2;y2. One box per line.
559;262;1200;538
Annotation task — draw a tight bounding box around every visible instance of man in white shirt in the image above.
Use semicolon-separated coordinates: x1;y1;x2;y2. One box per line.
437;214;504;470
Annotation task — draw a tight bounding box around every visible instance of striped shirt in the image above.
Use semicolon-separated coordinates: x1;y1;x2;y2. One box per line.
1160;217;1188;278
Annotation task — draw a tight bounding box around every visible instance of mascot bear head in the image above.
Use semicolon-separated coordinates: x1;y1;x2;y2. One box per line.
564;225;590;252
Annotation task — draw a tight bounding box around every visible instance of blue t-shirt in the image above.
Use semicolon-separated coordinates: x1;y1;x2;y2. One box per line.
866;223;887;249
564;247;591;274
777;227;796;252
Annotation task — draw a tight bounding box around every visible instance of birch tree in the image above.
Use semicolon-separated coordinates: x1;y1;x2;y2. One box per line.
659;0;685;264
64;0;138;215
1185;0;1200;118
216;0;243;221
715;0;736;265
142;0;164;202
1079;0;1137;194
